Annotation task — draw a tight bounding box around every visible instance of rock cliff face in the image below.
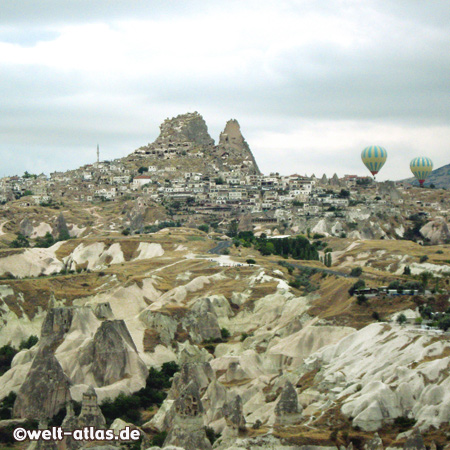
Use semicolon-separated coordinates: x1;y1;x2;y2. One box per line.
274;381;302;425
13;346;71;419
157;112;215;148
420;218;450;244
164;380;212;450
78;319;148;387
218;119;260;174
134;112;260;177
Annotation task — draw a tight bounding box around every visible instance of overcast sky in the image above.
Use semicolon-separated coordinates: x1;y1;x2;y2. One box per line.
1;0;449;180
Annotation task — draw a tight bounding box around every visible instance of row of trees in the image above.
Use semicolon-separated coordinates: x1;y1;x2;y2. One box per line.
11;229;71;249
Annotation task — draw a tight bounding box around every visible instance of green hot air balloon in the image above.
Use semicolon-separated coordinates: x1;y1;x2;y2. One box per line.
361;146;387;178
410;156;433;187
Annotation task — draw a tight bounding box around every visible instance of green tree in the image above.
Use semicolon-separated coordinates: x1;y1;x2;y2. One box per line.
11;234;29;248
350;267;363;277
227;220;239;238
396;313;407;325
35;232;55;248
19;336;38;350
349;279;365;296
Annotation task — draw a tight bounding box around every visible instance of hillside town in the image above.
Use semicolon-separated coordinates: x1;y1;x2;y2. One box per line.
1;113;449;243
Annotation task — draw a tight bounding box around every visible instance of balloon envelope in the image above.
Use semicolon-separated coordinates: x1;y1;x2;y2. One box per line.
361;146;387;176
410;157;433;186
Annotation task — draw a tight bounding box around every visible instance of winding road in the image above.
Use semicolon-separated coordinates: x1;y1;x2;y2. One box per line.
207;240;232;255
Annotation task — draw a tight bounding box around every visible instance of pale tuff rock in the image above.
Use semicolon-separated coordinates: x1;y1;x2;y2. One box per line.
139;311;178;347
164;380;212;450
403;429;425;450
274;381;302;425
419;218;450;245
184;298;222;343
218;119;260;175
202;379;228;424
320;174;328;185
377;181;403;203
78;319;148;387
169;362;215;400
330;173;341;186
13;345;71;419
77;386;106;428
223;395;246;432
157;112;215;147
61;402;82;450
364;433;384;450
93;302;114;320
60;389;106;450
13;308;75;419
177;341;213;365
54;213;69;238
19;217;33;237
40;307;74;347
150;362;215;433
33;419;58;450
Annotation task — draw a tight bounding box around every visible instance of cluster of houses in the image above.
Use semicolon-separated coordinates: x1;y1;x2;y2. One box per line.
0;156;447;229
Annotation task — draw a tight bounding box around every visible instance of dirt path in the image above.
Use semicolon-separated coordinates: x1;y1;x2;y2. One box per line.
0;221;10;236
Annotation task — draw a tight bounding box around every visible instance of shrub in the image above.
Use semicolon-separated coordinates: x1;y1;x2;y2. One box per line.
151;431;167;447
403;266;411;275
204;344;215;353
19;336;38;350
0;345;18;376
420;255;429;263
0;392;17;420
246;259;256;265
240;332;249;342
34;232;55;248
10;233;30;248
198;224;209;233
371;311;380;321
356;295;368;305
394;416;416;431
205;427;221;445
220;328;230;340
396;313;407;325
350;267;363;277
100;362;179;425
121;228;130;236
349;279;365;296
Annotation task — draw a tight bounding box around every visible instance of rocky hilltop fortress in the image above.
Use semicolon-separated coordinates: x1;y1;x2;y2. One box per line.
0;112;449;450
132;112;260;175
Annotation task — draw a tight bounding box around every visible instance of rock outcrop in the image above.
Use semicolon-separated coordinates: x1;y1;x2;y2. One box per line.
78;319;148;387
364;433;383;450
157;112;215;148
13;346;71;419
274;381;302;425
19;217;33;237
223;395;246;432
164;381;212;450
54;213;69;238
13;308;74;419
218;119;260;174
420;218;450;245
403;429;425;450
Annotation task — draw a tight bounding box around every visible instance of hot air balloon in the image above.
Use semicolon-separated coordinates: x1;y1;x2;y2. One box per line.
361;146;387;178
410;157;433;187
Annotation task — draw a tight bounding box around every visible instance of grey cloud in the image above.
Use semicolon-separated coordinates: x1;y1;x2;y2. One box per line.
1;0;449;178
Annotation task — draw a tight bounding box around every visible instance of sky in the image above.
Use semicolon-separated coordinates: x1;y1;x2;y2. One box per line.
1;0;449;180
